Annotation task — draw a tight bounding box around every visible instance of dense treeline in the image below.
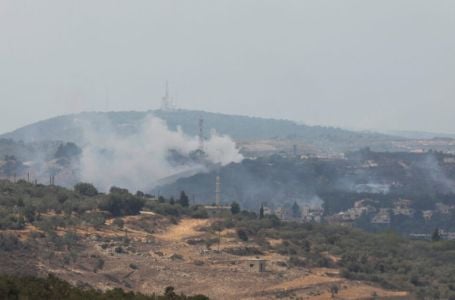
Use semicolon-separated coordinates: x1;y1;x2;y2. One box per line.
0;180;207;233
0;274;209;300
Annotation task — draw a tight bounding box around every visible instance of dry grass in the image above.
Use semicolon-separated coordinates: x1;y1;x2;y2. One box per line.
155;218;210;242
0;216;410;300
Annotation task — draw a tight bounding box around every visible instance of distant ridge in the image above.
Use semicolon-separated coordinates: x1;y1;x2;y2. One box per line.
0;109;396;149
382;130;455;140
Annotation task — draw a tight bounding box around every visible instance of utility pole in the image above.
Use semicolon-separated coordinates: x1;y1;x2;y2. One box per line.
215;175;221;207
218;228;221;252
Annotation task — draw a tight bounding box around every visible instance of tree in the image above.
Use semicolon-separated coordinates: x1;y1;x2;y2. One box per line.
330;284;339;297
109;186;129;195
292;201;301;218
99;193;144;217
54;142;81;159
74;183;98;197
23;205;36;223
164;286;177;299
236;228;249;241
259;204;264;219
230;202;240;214
112;218;124;229
178;191;189;207
432;228;441;242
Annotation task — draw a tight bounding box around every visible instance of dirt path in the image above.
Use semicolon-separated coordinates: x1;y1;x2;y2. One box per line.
155;218;210;242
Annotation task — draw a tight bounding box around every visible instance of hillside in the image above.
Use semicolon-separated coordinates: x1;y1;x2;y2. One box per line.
1;180;454;299
0;109;396;152
157;150;455;206
156;150;455;234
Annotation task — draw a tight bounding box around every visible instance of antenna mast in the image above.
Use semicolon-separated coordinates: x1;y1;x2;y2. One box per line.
161;81;174;111
198;118;204;151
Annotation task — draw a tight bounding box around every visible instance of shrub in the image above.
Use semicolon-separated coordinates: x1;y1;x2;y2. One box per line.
288;256;306;268
230;202;240;214
98;193;144;217
112;218;124;229
94;258;105;272
74;183;98;197
190;207;208;219
0;233;24;251
236;228;249;241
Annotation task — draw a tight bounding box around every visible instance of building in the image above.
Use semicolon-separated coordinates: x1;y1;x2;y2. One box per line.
392;199;414;216
435;203;452;215
244;259;267;273
274;207;291;221
263;206;274;216
371;209;391;224
326;200;376;224
301;206;324;223
422;210;433;221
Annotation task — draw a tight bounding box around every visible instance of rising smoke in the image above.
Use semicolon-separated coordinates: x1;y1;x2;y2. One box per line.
78;115;243;193
418;154;455;194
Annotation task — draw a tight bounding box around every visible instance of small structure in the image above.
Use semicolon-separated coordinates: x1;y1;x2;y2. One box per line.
371;208;391;224
392;199;414;216
242;259;266;273
263;206;274;216
435;203;452;215
274;207;291;221
443;157;455;164
422;210;433;221
301;206;324;223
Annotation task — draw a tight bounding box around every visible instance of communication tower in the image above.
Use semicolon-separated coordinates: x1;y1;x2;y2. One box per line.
199;118;204;151
215;175;221;207
161;81;176;111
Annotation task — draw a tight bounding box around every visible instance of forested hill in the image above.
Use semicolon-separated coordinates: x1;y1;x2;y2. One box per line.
0;109;394;145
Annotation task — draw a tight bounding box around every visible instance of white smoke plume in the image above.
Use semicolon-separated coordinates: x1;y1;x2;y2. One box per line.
78;115;243;193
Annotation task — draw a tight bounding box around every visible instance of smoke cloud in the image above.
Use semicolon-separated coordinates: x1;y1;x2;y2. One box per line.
418;155;455;194
78;115;243;193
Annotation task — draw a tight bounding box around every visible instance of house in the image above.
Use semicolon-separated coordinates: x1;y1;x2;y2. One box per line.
372;209;391;224
301;206;324;223
422;210;433;221
392;199;414;216
263;206;274;216
274;207;291;221
443;157;455;164
435;203;451;215
244;259;267;273
327;200;376;224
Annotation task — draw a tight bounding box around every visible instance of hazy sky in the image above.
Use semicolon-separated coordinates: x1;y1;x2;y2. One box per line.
0;0;454;134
